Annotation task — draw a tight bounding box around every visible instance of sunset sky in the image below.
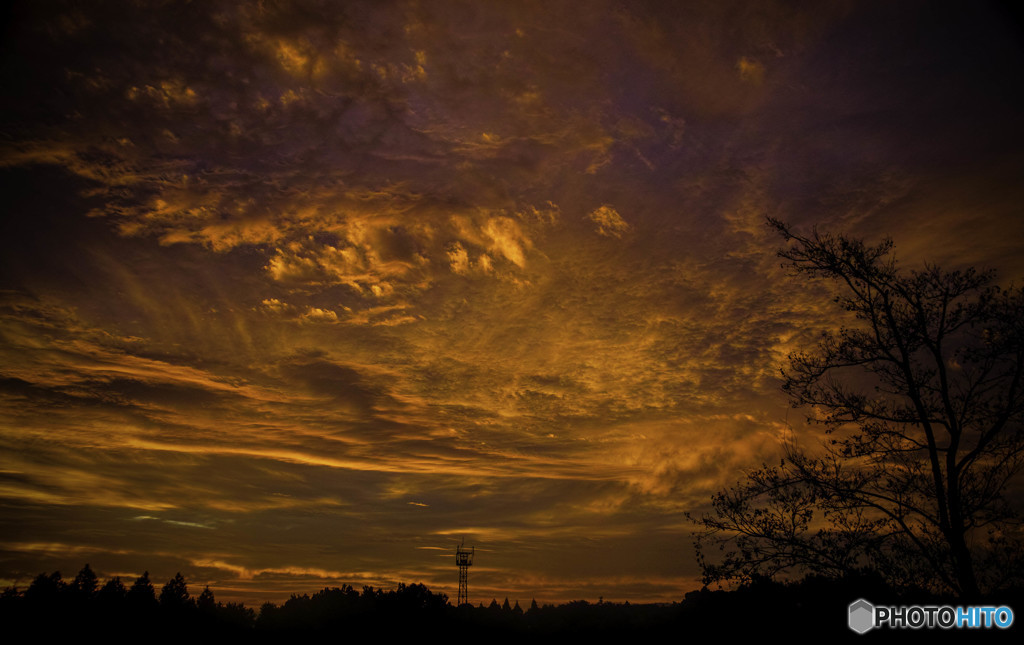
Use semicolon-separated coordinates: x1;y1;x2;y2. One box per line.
2;1;1023;606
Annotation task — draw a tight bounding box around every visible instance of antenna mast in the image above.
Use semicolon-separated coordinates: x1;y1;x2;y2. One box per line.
455;539;474;606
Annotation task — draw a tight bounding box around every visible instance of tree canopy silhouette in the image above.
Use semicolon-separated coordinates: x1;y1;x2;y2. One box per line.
72;564;97;596
98;576;127;603
128;571;157;608
692;219;1024;598
160;572;191;609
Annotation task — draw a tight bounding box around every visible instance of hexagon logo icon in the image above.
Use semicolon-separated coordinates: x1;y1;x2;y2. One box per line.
849;599;874;634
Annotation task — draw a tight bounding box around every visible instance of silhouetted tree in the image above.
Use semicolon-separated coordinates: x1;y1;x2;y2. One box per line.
693;219;1024;598
256;601;280;630
389;582;446;613
219;601;255;628
128;571;156;607
98;577;127;603
197;585;216;613
72;564;98;597
160;572;191;609
25;571;64;602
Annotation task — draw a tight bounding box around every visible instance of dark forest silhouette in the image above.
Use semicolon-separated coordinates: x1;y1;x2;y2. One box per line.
2;564;1021;641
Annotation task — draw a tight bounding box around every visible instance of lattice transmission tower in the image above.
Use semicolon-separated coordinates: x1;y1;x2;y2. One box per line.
455;540;474;606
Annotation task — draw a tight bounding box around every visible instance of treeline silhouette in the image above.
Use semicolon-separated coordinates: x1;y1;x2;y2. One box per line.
2;565;1020;642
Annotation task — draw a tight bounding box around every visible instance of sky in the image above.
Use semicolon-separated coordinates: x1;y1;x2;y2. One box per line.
1;0;1023;607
